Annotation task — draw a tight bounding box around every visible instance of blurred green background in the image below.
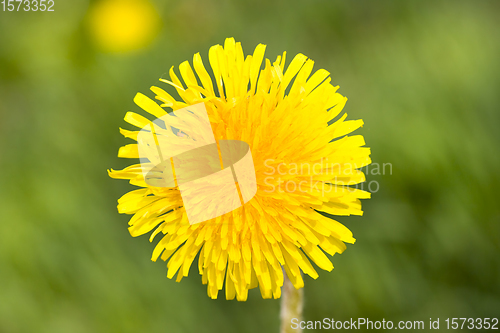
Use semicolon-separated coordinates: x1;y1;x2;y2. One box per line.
1;0;499;332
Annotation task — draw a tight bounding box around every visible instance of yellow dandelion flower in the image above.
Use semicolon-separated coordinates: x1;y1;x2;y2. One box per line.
88;0;161;53
109;38;371;301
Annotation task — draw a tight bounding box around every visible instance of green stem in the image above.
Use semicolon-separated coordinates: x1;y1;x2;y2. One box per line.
280;272;303;333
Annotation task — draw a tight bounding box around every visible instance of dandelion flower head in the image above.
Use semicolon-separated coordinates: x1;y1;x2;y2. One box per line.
109;38;371;300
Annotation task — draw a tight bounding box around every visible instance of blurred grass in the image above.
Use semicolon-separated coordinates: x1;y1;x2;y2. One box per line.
0;0;499;332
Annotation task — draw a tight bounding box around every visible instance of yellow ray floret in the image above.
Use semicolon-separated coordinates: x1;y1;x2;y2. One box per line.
108;38;371;301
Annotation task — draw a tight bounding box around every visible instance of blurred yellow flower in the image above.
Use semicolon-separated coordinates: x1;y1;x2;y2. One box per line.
109;38;371;300
88;0;161;53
